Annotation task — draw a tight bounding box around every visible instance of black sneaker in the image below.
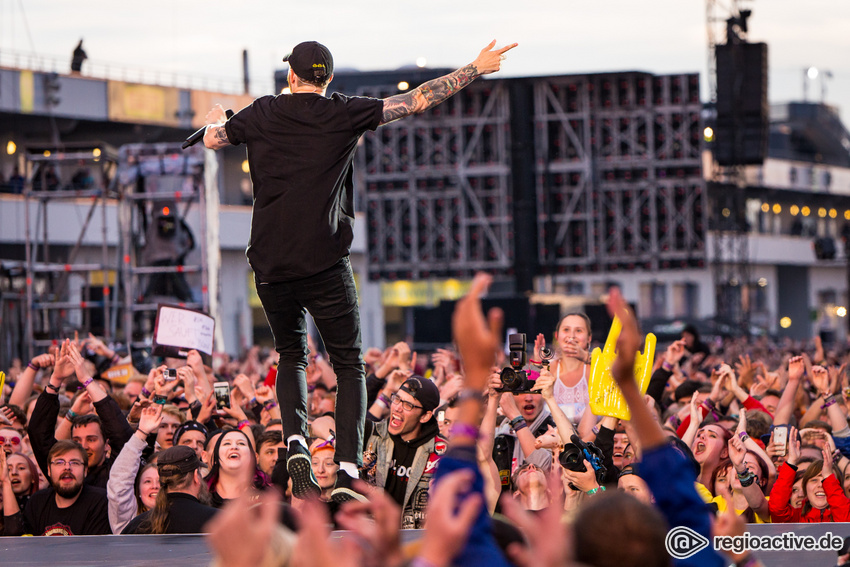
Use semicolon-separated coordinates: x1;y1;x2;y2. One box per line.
287;442;320;499
331;469;368;504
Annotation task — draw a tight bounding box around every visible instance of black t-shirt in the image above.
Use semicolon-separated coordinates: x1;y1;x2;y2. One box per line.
225;92;384;282
20;484;110;535
123;492;218;534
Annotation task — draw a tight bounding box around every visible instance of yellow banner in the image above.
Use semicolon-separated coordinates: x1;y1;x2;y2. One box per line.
19;71;33;113
108;82;181;125
381;279;471;307
190;91;255;129
588;317;656;420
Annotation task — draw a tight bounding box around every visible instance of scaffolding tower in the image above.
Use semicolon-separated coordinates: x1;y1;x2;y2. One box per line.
21;144;118;359
2;142;211;368
115;143;210;352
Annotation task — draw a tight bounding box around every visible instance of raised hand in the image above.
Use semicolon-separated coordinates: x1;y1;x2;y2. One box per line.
811;365;830;397
822;445;834;478
255;385;275;405
335;482;403;567
418;470;483;567
606;288;639;386
66;345;90;381
233;374;256;402
205;489;284;567
137;404;163;437
728;435;747;470
786;426;800;466
452;273;503;390
471;40;519;76
664;339;687;366
500;484;571;567
531;368;556;400
735;408;748;436
52;339;76;380
30;353;55;370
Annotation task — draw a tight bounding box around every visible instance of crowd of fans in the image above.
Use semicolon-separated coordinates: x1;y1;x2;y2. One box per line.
4;278;850;566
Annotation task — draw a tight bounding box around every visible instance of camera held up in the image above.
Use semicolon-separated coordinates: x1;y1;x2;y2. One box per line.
498;333;553;393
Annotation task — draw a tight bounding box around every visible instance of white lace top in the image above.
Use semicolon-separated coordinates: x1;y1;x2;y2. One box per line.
553;361;589;425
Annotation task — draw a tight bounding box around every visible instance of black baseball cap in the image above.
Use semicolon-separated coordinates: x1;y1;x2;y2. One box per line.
283;41;333;83
157;445;202;475
399;376;440;413
173;420;209;446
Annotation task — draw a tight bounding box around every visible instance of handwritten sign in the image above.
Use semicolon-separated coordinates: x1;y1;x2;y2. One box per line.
152;304;215;358
587;316;656;420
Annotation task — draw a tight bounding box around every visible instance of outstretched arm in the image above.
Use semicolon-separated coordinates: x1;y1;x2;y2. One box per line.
380;40;517;125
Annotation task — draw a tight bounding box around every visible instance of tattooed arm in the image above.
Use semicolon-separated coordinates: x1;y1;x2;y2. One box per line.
203;104;231;150
380;40;517;125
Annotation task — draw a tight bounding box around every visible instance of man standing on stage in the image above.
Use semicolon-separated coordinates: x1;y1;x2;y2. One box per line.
203;39;517;502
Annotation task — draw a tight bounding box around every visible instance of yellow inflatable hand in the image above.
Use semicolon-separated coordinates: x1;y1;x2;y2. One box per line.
588;316;655;420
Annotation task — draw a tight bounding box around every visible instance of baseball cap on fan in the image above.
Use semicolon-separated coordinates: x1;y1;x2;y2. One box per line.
283;41;334;83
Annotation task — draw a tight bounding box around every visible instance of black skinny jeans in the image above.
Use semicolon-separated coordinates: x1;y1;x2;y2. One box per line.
256;256;366;466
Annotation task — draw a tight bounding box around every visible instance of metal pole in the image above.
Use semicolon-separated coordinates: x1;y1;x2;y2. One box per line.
101;186;110;341
24;172;34;361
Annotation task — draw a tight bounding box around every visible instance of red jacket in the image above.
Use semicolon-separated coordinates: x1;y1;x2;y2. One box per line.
769;462;850;523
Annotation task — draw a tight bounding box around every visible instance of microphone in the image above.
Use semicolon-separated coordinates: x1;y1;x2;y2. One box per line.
182;109;234;150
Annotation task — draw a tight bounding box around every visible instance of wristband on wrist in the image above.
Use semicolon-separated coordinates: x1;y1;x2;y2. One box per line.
237;420;250;430
45;382;60;393
153;394;168;405
822;396;837;410
661;360;674;372
587;485;606;495
27;361;38;371
738;431;749;442
378;392;392;406
82;377;94;388
111;353;121;365
513;421;528;432
509;415;526;428
263;401;278;410
138;428;152;437
65;409;77;421
141;387;152;398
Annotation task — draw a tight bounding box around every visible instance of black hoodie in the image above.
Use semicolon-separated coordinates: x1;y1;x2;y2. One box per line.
384;418;439;506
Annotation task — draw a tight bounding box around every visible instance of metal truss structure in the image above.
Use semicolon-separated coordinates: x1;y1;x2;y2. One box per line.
358;71;706;283
357;82;514;281
115;143;210;351
2;143;210;366
18;146;118;360
534;72;706;275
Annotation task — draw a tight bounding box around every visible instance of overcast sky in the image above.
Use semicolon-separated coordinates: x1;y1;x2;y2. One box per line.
3;0;850;127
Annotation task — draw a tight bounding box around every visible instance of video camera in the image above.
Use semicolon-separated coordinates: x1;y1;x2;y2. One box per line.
558;434;607;488
497;333;553;393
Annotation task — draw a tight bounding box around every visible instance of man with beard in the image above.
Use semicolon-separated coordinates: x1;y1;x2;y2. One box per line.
28;340;133;489
123;445;218;534
363;376;445;528
3;440;110;535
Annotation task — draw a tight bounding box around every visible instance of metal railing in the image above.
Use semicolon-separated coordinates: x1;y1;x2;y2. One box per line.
0;48;274;95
